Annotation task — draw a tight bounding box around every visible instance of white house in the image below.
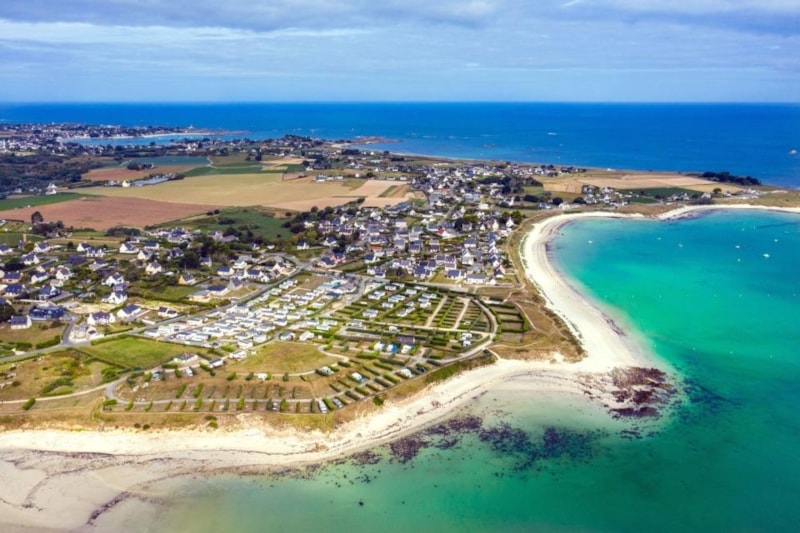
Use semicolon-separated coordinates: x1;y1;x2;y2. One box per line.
145;261;163;276
103;273;125;287
117;304;144;322
9;315;31;330
103;290;128;305
87;311;115;326
119;242;138;254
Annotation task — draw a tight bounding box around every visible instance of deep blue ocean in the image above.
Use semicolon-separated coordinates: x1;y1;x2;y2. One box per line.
1;103;798;187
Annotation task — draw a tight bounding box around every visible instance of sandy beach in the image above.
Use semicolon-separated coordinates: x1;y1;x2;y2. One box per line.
0;359;645;531
2;203;789;531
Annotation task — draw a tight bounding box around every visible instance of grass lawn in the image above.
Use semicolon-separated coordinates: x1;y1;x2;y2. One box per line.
81;337;197;369
178;207;288;242
228;341;338;374
0;193;86;211
132;281;200;302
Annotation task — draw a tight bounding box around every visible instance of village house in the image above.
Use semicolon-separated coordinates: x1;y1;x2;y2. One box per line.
178;272;197;285
117;304;145;322
103;290;128;305
37;284;61;301
103;273;125;287
145;261;163;276
87;311;115;326
158;306;179;319
119;242;138;254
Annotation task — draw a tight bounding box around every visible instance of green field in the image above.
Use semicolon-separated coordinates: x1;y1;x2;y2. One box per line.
631;187;699;197
183;163;266;177
627;187;699;204
81;337;198;369
0;232;42;246
131;155;209;166
0;192;85;211
131;281;200;302
179;207;288;241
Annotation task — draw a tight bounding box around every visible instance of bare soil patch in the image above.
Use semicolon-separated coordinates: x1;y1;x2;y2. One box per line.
0;197;219;230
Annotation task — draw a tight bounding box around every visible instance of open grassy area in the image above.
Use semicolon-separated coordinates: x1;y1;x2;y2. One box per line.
228;341;338;374
177;207;289;241
0;350;114;400
0;193;86;211
130;280;201;302
80;336;198;370
183;164;265;177
0;232;43;246
0;323;66;348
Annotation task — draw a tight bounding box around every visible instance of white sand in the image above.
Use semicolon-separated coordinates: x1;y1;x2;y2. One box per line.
519;211;656;372
0;359;602;530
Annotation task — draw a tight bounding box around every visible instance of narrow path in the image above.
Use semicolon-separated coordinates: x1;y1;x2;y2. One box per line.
452;297;470;328
425;296;448;327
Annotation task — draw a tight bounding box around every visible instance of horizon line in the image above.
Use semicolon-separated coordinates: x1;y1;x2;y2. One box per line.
1;100;799;106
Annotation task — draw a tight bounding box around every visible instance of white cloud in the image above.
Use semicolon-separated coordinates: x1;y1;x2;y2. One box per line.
0;0;503;31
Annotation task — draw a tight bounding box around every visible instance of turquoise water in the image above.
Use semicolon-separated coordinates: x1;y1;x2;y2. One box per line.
156;210;800;532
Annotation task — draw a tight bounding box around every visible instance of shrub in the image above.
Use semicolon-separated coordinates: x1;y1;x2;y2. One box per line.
22;398;36;411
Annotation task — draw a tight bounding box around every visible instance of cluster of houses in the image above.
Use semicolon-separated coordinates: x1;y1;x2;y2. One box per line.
0;220;296;336
307;197;513;285
143;276;350;355
357;282;439;322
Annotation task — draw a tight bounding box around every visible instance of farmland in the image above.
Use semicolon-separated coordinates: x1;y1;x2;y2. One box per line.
0;196;220;230
80;173;415;212
82;165;197;182
542;172;744;195
0;192;86;210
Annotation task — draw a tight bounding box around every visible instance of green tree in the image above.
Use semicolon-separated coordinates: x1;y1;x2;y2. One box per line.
0;303;14;323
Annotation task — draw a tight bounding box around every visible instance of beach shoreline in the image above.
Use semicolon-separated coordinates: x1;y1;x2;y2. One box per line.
1;202;797;531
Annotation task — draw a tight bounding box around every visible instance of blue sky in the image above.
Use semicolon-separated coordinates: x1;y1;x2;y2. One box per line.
1;0;798;102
